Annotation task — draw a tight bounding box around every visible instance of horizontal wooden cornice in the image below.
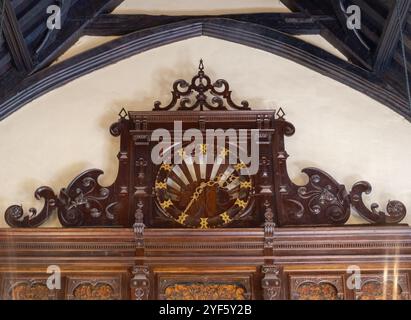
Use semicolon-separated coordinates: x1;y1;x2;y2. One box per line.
1;226;411;267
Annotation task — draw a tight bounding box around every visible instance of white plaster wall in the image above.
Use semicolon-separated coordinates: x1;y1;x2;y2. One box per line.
0;36;410;227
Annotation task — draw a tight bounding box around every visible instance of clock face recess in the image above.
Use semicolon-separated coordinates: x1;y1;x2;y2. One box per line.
154;144;253;228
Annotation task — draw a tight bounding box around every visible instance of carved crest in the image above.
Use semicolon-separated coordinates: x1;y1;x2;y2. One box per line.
153;60;250;111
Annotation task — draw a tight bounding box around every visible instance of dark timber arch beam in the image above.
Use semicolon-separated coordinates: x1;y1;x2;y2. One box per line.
0;18;410;121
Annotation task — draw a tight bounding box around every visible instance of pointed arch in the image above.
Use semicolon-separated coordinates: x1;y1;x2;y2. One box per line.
0;18;409;120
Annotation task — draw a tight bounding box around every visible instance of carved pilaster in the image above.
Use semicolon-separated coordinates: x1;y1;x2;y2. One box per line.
261;265;282;300
263;200;275;249
130;266;150;300
133;155;148;249
133;200;145;248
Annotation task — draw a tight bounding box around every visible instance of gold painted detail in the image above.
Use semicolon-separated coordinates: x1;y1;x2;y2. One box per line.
161;163;173;171
165;283;246;300
200;218;209;229
235;199;247;209
161;199;173;209
177;213;189;225
155;182;167;190
240;181;252;189
220;212;232;224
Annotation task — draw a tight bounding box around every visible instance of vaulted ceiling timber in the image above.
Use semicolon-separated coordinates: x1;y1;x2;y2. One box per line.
0;0;410;121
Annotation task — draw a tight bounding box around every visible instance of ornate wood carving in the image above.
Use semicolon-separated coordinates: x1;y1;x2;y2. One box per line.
2;227;411;300
350;181;407;224
355;274;409;300
158;275;251;300
280;168;351;226
66;277;121;300
1;278;58;300
5;187;59;227
290;276;344;300
130;266;150;300
153;59;250;111
261;265;282;300
3;61;407;228
164;284;246;300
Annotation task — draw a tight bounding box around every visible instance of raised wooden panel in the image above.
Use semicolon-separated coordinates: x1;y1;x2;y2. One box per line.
355;273;410;300
1;275;58;300
289;275;345;300
157;274;253;300
65;275;123;300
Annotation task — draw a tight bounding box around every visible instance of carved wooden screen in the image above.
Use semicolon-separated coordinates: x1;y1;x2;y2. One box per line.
2;61;409;301
4;61;406;230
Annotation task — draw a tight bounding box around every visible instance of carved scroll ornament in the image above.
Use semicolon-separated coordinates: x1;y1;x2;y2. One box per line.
350;182;406;224
5;169;122;227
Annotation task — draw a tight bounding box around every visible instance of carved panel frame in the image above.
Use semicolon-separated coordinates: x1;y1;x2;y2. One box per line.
289;275;345;300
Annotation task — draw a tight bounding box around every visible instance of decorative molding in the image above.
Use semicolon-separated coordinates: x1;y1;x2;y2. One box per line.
0;19;410;121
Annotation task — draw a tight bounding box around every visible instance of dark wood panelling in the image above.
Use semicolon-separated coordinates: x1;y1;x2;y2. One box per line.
2;226;411;300
85;12;329;36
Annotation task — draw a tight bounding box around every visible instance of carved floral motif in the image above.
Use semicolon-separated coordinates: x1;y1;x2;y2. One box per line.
290;276;344;300
3;280;56;300
355;274;409;300
164;283;246;300
72;283;116;300
295;282;339;300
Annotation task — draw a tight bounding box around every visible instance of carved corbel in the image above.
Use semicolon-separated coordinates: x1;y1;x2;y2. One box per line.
130;266;150;300
350;181;406;224
261;265;283;300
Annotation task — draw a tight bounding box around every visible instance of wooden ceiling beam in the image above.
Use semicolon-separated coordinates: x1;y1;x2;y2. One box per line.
374;0;411;74
85;13;333;36
350;0;386;26
33;0;125;71
281;0;373;69
1;0;33;72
